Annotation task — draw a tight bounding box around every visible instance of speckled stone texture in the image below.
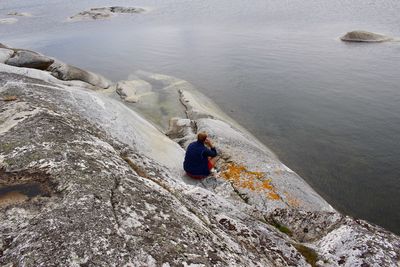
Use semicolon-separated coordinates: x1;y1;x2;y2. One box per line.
0;50;399;266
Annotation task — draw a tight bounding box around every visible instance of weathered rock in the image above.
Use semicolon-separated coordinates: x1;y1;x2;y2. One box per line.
69;6;145;21
0;18;18;24
116;79;152;102
47;60;111;89
5;50;54;70
0;72;309;266
0;48;14;63
1;49;399;266
340;30;392;42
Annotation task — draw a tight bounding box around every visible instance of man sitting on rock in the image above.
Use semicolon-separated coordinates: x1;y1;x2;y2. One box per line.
184;132;218;179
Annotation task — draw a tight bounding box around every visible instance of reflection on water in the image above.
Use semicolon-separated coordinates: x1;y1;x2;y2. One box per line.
1;0;400;233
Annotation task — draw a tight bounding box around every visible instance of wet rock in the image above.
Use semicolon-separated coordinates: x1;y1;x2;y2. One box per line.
0;48;14;63
69;6;145;21
6;50;54;70
340;31;392;42
0;18;18;24
116;79;152;102
47;60;111;89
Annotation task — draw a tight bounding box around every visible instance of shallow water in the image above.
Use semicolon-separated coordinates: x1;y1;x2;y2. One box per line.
1;0;399;234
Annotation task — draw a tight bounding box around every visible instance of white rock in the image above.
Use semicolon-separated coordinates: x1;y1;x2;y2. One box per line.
0;18;18;24
0;48;14;63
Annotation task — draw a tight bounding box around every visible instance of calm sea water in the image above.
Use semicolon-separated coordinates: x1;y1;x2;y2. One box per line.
1;0;399;234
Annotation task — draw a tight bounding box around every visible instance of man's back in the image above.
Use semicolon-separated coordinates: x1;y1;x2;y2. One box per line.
184;140;217;177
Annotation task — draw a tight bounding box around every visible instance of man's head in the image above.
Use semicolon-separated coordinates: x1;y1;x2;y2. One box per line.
197;132;208;143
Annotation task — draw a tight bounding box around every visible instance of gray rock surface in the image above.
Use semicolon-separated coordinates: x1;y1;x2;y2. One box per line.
0;48;14;63
47;60;111;89
5;50;54;70
340;30;392;42
69;6;145;21
1;49;399;266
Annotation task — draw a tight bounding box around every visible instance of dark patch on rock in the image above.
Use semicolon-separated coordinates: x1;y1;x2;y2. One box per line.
294;244;318;267
219;218;237;231
0;169;56;207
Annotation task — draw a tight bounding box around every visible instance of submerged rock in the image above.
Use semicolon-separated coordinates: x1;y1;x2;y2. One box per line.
6;50;54;70
340;30;392;42
69;6;145;21
116;79;152;102
0;18;18;24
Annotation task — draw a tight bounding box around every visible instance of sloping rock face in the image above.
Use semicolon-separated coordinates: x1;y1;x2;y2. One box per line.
1;51;400;266
69;6;146;21
340;31;392;42
0;71;309;266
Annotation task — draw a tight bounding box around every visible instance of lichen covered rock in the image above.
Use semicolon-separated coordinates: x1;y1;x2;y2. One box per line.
1;49;399;266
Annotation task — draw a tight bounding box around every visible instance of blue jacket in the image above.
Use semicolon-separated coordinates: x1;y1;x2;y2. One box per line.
184;141;217;176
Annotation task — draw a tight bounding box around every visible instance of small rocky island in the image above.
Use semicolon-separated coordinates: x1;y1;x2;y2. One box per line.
1;44;399;266
69;6;146;21
340;30;392;42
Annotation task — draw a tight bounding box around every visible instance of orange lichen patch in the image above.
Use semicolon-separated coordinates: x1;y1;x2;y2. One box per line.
267;191;281;200
240;179;256;191
284;192;301;208
262;179;273;190
221;163;281;201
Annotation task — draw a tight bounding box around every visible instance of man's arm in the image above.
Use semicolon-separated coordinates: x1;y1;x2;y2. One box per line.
203;138;217;157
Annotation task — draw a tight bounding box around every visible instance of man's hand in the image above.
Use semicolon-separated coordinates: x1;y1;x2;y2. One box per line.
205;138;214;148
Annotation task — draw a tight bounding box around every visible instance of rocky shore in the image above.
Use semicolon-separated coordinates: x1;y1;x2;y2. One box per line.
1;45;399;266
